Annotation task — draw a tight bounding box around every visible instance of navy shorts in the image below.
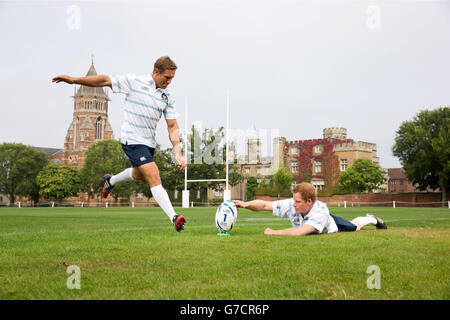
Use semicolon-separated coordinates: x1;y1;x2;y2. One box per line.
330;214;357;232
121;143;155;168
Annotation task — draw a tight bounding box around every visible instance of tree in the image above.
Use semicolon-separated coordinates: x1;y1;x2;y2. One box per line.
271;167;293;199
37;163;81;203
0;143;48;205
392;107;449;202
338;159;386;196
182;125;243;202
246;177;258;201
80;140;131;201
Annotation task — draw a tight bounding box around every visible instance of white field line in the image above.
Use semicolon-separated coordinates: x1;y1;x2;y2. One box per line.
0;221;289;237
384;217;450;222
1;217;449;237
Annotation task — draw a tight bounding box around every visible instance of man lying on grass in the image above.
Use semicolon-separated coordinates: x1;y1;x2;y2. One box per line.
233;182;387;236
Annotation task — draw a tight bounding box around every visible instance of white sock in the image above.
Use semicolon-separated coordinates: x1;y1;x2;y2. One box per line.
354;216;377;228
110;168;134;186
151;184;176;221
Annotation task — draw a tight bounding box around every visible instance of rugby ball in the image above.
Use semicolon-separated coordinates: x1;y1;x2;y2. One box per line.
215;200;238;232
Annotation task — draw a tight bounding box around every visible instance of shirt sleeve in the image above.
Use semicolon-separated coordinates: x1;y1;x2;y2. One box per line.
272;199;294;218
109;74;135;95
163;95;179;120
303;203;329;233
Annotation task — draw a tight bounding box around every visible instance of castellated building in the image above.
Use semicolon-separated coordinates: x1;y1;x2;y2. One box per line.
63;62;114;169
273;127;379;192
209;127;380;201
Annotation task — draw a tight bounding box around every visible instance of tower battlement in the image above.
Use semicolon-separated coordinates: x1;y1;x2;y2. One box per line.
323;127;347;140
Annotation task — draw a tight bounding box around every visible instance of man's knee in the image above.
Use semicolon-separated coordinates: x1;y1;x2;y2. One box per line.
350;219;362;231
132;168;145;180
138;162;161;186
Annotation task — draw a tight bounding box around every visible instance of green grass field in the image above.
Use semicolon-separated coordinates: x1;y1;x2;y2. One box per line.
0;206;448;300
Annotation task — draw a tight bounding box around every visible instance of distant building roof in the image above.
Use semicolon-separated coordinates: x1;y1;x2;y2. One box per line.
33;147;64;158
387;168;407;180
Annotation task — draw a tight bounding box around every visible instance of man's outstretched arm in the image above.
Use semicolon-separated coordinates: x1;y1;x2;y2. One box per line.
233;200;273;212
264;224;317;236
52;75;112;88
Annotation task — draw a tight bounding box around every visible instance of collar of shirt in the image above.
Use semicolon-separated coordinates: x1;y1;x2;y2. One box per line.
146;74;156;90
146;73;169;95
301;200;320;219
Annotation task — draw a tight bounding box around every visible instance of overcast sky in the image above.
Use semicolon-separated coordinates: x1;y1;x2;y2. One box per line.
0;0;449;168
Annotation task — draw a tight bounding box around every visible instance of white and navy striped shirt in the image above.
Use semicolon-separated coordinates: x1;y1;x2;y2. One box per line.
272;199;338;234
110;74;178;148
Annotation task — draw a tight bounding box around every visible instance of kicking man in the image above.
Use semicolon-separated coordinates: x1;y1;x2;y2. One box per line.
233;182;387;236
53;56;186;232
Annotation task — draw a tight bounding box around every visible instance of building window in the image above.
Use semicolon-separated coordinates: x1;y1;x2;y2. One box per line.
245;168;250;174
340;159;348;171
214;190;223;197
291;162;298;173
312;180;325;191
95;117;102;140
291;147;298;155
314;160;322;173
96;102;102;110
85;101;92;110
314;145;322;154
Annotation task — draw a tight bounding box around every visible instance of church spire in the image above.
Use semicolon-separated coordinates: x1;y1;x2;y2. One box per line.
75;56;109;98
64;57;114;169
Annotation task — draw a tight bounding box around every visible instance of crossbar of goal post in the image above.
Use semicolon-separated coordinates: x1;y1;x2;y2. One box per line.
182;92;231;208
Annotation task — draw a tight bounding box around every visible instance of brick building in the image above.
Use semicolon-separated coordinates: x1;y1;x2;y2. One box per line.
273;128;380;192
387;168;417;192
206;127;381;201
62;61;114;169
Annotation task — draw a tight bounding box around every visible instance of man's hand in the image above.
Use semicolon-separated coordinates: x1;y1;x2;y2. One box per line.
52;75;75;84
175;153;186;171
264;228;275;235
232;200;247;208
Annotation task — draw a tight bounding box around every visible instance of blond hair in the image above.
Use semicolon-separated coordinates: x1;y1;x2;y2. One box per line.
292;182;317;203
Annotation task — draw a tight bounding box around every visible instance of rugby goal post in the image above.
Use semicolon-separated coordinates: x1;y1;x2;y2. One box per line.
182;92;231;208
